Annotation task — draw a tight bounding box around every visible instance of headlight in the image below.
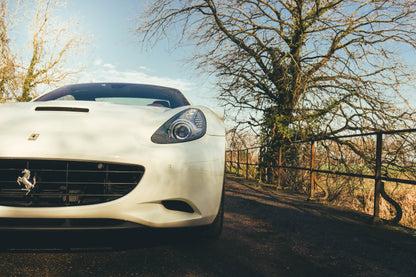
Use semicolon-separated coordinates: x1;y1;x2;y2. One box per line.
151;108;206;144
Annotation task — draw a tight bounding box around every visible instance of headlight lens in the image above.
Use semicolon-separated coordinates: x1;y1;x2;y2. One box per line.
151;108;206;144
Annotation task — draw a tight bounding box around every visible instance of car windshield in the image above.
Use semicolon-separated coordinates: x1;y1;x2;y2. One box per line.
34;83;191;108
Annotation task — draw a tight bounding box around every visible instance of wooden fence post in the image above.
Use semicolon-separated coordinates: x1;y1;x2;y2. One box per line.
226;151;228;172
373;133;383;223
237;150;240;176
231;150;234;173
277;146;282;189
246;149;249;179
228;151;232;173
266;147;269;183
229;151;232;173
225;151;228;173
259;147;263;183
310;141;316;199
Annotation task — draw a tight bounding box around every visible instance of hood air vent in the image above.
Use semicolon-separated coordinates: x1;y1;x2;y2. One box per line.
35;106;89;113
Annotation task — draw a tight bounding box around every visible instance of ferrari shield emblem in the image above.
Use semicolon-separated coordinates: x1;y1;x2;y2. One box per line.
28;133;39;140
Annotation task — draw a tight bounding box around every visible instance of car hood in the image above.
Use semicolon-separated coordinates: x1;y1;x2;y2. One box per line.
0;101;189;161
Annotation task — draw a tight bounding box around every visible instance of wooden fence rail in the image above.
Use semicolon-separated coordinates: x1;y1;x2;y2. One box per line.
225;129;416;225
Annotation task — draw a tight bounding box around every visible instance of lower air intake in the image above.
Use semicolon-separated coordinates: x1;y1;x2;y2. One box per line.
162;200;194;213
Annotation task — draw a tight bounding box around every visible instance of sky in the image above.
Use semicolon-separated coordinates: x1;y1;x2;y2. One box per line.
8;0;220;109
7;0;416;116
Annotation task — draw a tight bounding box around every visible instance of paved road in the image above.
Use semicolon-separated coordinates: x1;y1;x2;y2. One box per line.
0;178;415;276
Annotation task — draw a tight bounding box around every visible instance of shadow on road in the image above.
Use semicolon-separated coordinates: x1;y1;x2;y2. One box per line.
0;228;210;252
0;178;415;277
223;178;416;276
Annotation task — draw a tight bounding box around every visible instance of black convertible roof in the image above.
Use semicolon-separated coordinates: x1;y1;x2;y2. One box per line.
35;83;191;108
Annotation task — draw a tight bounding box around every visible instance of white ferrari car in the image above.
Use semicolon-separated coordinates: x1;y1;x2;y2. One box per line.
0;83;225;238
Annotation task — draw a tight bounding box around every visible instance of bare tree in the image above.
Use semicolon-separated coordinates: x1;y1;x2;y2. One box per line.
226;127;259;151
1;0;89;102
137;0;416;143
0;0;17;102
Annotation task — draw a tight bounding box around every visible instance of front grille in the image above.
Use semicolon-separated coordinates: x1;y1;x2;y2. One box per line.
0;159;145;207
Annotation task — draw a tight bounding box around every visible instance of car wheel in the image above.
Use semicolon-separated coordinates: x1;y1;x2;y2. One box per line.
200;187;224;239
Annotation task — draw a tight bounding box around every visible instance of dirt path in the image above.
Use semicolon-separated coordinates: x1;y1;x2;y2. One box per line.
0;177;415;276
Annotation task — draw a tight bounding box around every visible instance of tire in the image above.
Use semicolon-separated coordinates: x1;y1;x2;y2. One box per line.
200;186;224;239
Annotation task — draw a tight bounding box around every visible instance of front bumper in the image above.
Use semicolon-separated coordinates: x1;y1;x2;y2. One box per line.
0;136;225;230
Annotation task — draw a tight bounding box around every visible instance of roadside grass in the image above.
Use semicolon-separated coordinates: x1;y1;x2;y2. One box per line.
326;179;416;229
